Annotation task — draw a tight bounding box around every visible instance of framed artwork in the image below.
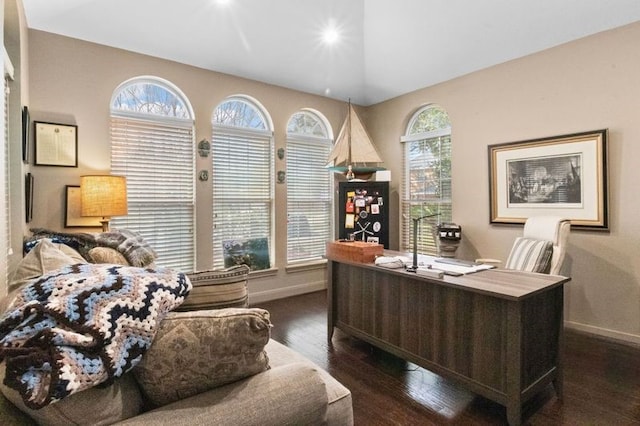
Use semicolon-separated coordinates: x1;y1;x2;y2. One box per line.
22;106;30;163
25;173;34;223
34;121;78;167
488;129;608;230
65;185;102;228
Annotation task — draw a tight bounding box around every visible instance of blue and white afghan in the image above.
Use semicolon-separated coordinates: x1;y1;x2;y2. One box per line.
0;263;191;409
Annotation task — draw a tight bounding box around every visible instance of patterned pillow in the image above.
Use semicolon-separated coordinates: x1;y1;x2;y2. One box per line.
176;265;249;311
133;308;271;407
505;237;553;273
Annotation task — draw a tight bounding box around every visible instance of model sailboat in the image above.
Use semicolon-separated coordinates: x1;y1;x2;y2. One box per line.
326;101;385;180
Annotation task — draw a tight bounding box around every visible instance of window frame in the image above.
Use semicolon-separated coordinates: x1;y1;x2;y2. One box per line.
211;95;275;271
400;104;453;256
110;76;196;271
285;109;334;265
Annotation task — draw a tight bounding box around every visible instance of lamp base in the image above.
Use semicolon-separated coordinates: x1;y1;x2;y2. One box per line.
99;218;111;232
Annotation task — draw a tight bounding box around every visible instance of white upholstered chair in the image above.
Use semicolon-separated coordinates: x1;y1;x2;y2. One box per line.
506;216;571;275
479;216;571;275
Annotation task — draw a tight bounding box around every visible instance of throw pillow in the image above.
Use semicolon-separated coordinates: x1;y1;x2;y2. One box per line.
505;237;553;273
88;247;130;265
176;264;250;311
0;362;143;426
133;308;271;407
1;239;88;315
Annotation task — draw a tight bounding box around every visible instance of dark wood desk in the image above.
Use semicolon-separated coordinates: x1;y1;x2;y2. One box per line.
326;255;570;425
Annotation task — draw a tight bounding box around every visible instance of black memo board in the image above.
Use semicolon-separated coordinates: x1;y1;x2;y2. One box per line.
338;181;389;248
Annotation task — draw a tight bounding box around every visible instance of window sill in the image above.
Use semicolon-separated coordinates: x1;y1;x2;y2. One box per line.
248;268;279;279
285;259;327;273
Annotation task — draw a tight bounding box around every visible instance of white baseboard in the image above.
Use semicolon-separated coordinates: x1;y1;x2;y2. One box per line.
249;280;326;305
565;321;640;346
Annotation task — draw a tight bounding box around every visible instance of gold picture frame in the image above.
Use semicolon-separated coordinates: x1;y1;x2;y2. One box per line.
488;129;608;230
65;185;102;228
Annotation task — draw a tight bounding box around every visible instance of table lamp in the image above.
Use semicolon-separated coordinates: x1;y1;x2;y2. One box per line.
406;213;440;272
80;175;128;232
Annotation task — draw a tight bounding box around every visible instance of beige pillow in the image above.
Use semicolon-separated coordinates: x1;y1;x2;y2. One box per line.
9;239;87;290
176;265;249;311
0;239;88;315
88;247;130;265
133;308;271;407
0;362;143;426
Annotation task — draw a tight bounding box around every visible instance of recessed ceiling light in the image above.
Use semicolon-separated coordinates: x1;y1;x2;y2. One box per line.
215;0;232;7
322;22;340;45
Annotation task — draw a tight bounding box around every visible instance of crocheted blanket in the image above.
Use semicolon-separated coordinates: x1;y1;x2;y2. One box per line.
0;263;191;409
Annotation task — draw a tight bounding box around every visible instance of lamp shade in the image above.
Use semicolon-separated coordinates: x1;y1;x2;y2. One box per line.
80;175;128;217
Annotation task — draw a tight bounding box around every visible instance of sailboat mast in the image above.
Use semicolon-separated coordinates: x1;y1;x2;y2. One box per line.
347;99;352;166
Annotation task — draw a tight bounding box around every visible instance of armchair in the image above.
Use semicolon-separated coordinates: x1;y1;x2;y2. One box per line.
505;216;571;275
478;216;570;275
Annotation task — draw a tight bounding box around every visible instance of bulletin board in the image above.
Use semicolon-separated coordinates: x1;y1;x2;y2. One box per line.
338;181;389;248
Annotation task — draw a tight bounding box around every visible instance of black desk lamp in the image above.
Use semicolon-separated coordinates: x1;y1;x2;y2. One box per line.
406;213;440;272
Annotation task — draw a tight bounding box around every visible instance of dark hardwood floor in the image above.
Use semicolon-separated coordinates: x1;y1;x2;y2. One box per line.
253;290;640;425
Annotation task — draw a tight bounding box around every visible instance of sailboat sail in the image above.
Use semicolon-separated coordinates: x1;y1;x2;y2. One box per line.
326;104;385;175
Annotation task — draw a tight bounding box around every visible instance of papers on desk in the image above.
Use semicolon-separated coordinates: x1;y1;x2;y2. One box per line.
375;254;494;275
415;255;495;275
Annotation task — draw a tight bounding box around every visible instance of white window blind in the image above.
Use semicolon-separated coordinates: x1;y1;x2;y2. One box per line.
110;79;195;271
401;105;452;255
212;99;273;270
286;111;332;264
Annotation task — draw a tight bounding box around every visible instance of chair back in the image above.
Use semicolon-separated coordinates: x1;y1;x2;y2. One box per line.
522;216;571;275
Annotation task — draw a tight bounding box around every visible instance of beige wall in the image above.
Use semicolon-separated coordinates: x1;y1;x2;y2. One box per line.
366;21;640;344
22;20;640;344
25;29;347;303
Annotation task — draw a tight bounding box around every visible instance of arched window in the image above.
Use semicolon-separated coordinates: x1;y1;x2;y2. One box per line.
212;96;274;270
110;77;195;271
286;109;333;264
400;104;452;255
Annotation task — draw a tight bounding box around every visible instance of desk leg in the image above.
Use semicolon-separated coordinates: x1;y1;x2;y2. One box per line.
327;261;334;341
506;302;523;426
553;288;564;400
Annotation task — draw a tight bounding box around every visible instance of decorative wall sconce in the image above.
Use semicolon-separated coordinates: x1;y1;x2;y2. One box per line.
277;171;286;183
198;139;211;157
277;148;285;160
198;170;209;181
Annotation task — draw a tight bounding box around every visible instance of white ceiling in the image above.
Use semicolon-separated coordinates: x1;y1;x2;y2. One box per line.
21;0;640;106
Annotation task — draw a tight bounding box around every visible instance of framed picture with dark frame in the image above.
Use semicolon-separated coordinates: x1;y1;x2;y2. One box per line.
25;173;34;223
488;129;608;230
22;106;30;163
34;121;78;167
65;185;102;228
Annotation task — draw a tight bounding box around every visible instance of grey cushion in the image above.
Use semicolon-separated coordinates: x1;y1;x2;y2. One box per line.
117;363;328;426
266;339;354;426
0;362;143;426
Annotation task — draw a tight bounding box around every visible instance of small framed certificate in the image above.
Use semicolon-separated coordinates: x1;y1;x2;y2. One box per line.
34;121;78;167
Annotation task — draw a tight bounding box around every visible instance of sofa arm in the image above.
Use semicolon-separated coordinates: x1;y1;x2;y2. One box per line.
116;363;328;426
